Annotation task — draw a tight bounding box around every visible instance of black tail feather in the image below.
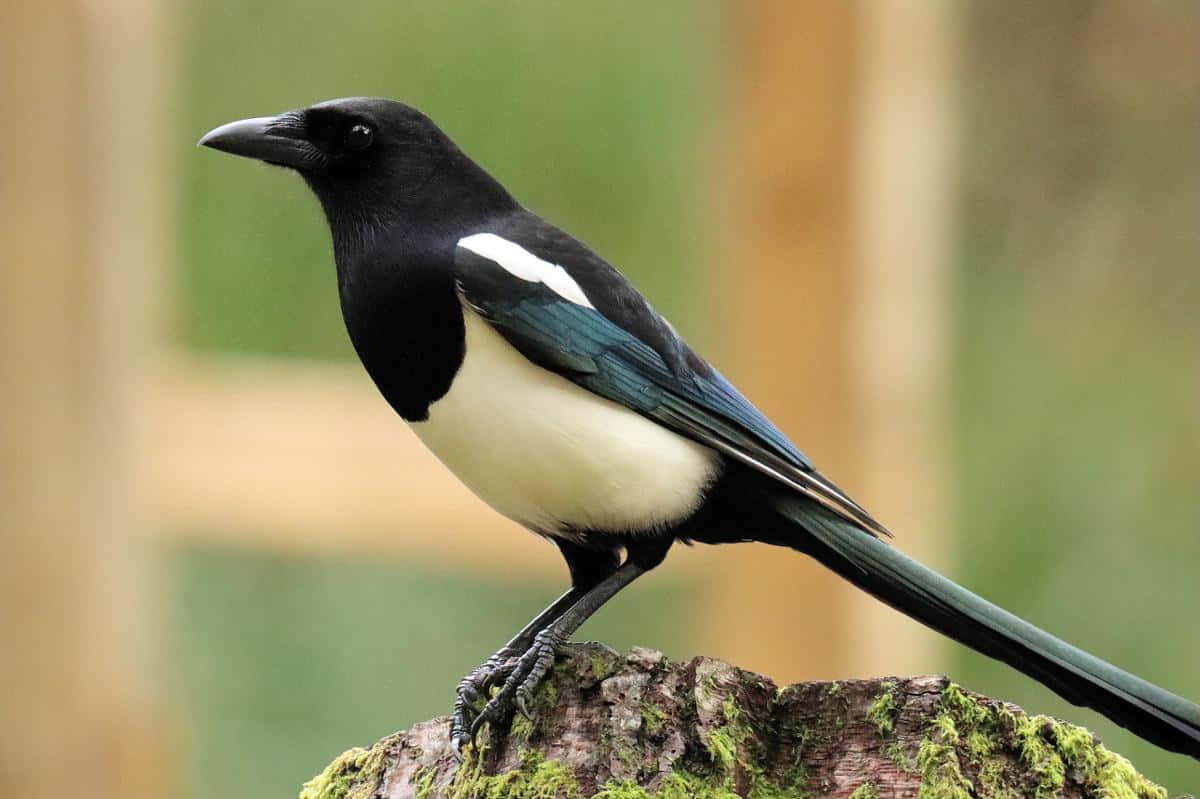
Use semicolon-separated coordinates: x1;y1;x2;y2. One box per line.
767;491;1200;760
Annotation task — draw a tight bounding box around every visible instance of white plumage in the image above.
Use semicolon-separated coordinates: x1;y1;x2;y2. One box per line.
457;233;596;309
410;306;720;537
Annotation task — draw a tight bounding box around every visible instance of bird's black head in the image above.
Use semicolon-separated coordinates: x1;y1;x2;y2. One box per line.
199;97;513;258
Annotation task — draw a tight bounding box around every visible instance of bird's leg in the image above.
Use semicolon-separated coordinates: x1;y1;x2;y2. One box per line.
450;587;583;755
451;539;624;758
468;561;648;738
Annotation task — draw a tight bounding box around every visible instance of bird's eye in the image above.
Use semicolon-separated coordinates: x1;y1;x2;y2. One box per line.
345;124;374;151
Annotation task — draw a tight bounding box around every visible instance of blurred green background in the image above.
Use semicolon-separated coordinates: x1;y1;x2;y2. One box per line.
174;1;719;359
952;3;1200;792
166;1;1199;795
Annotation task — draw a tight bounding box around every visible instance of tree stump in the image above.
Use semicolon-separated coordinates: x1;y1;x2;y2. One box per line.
299;643;1173;799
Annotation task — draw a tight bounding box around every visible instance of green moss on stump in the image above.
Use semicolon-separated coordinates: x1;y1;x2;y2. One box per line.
594;772;739;799
300;745;388;799
590;653;619;681
697;679;809;799
447;748;579;799
867;682;899;737
296;650;1167;799
640;702;667;736
413;767;438;799
916;684;1167;799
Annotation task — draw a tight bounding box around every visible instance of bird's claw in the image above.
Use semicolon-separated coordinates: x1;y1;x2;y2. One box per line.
514;632;558;717
450;730;467;762
450;651;519;761
515;691;534;720
453;630;565;756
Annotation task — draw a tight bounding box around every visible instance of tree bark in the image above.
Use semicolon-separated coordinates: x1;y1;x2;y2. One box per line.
299;644;1172;799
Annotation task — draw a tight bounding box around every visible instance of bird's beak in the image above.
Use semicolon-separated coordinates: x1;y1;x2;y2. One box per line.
198;114;318;169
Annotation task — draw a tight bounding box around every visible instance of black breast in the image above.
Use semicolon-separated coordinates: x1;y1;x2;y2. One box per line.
336;244;465;422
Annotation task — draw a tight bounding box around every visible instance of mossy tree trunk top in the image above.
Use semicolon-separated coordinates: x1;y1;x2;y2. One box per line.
299;644;1173;799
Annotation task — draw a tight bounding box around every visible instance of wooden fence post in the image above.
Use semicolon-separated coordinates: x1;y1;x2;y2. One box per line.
0;1;163;796
697;0;954;684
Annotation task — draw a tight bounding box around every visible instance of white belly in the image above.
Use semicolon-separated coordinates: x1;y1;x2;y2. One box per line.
410;307;720;536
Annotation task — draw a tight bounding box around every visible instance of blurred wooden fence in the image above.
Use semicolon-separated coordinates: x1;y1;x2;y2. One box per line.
1;3;954;797
1;1;163;797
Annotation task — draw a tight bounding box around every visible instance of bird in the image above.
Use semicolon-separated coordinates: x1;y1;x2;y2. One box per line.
199;97;1200;761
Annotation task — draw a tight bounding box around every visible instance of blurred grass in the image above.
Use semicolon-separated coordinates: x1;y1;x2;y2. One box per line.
951;3;1200;790
167;546;698;799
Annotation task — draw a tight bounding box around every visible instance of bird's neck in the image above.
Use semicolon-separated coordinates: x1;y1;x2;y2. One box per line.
335;239;466;422
323;146;520;421
324;147;518;266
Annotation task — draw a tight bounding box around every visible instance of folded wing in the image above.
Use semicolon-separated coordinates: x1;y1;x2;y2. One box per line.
454;230;889;538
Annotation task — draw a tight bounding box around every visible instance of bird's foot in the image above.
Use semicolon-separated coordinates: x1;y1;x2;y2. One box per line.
450;649;519;758
452;628;566;759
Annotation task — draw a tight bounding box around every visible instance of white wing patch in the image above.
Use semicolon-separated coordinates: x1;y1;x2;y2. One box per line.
458;232;595;309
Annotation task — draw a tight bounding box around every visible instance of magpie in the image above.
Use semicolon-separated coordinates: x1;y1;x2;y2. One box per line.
200;97;1200;761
